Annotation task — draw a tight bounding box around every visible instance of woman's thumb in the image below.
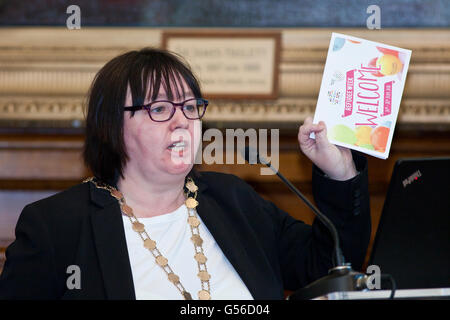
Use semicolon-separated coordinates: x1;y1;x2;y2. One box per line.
314;121;329;146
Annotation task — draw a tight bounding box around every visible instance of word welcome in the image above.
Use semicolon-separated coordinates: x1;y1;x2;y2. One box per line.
343;64;391;127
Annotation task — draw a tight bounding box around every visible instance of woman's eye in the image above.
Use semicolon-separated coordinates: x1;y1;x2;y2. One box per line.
183;104;195;112
151;106;166;113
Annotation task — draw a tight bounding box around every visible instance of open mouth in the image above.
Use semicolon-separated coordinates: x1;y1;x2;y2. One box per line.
167;140;188;152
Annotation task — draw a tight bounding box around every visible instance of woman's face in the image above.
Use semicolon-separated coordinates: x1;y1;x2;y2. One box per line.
122;77;202;183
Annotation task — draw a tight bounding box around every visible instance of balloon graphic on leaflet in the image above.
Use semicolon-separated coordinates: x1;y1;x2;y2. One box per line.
333;38;346;51
333;37;361;52
330;124;389;152
368;46;407;80
381;121;392;128
355;126;372;145
371;126;390;153
355;126;376;151
329;124;357;145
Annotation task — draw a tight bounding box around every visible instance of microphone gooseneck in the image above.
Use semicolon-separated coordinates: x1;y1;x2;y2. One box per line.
242;146;345;267
241;145;379;300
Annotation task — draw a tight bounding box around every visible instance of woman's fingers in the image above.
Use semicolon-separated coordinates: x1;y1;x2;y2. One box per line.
298;117;312;145
314;121;329;147
298;117;326;145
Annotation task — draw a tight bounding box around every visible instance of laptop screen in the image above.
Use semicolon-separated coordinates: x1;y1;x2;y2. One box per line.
369;157;450;289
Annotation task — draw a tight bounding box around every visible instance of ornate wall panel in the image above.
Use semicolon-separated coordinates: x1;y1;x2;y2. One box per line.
0;28;449;129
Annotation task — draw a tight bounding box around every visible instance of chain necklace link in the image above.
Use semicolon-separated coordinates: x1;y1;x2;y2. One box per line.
84;176;211;300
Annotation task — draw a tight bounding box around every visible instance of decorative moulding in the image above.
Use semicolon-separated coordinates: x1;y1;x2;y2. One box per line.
0;28;448;129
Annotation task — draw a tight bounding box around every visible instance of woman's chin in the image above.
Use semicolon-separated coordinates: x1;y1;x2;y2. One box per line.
165;163;193;176
165;151;194;174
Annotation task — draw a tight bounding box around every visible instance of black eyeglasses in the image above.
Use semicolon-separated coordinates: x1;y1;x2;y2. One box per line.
124;98;208;122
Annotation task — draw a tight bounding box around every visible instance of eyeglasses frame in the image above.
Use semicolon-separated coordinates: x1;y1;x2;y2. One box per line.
123;98;208;122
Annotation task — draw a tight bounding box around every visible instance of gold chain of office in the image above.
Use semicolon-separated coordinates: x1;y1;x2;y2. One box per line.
84;176;211;300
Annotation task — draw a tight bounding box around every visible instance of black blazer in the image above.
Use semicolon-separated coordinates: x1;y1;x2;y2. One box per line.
0;151;371;300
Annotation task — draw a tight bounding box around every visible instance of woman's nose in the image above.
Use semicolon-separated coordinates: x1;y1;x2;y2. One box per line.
169;106;189;130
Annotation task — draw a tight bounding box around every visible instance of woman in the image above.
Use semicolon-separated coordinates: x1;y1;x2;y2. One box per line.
0;48;370;300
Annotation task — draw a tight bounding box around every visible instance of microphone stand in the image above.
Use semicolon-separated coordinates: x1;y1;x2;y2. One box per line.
243;146;369;300
288;265;369;300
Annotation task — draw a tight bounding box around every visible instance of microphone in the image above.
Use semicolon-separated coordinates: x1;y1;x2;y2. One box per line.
241;145;370;299
242;146;345;266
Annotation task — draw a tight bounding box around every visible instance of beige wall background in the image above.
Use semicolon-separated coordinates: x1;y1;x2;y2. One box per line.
0;28;449;128
0;27;449;271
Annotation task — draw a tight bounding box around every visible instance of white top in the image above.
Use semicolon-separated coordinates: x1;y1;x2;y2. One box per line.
122;204;254;300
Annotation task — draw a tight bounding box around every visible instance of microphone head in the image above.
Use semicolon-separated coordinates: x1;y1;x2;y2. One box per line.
241;145;260;164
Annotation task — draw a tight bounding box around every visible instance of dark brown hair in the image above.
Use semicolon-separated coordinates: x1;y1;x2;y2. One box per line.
83;47;202;182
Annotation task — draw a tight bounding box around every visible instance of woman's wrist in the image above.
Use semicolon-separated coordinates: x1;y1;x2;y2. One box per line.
324;161;358;181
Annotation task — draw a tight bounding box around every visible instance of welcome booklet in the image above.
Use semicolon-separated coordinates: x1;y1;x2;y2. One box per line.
311;33;412;159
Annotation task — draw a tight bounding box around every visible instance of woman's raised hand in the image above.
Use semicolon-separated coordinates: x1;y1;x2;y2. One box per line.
298;117;357;181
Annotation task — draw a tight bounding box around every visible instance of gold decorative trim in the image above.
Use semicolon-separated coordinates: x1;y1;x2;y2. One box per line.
0;97;84;120
0;97;449;126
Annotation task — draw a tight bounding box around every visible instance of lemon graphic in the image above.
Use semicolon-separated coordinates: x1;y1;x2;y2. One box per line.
376;54;403;76
355;126;372;146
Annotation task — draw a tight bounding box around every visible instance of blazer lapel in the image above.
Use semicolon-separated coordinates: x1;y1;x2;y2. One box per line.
89;182;136;300
194;178;280;299
86;172;279;300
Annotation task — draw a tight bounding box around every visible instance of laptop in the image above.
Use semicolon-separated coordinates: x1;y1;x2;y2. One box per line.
369;157;450;290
